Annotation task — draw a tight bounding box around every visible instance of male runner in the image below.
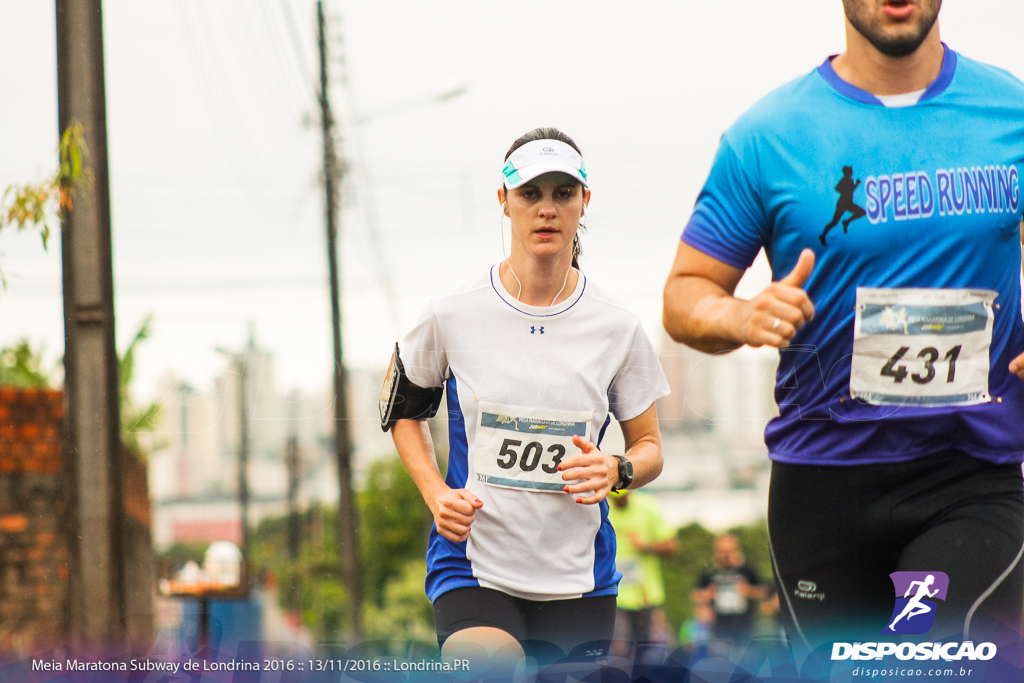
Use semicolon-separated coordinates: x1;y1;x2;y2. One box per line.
663;0;1024;652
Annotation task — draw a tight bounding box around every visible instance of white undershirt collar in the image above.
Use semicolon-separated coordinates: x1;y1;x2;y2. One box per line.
875;88;927;108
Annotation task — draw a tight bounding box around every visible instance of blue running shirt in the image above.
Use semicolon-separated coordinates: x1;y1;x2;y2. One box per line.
682;46;1024;465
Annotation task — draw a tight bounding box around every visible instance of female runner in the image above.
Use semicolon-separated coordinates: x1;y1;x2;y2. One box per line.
381;127;670;665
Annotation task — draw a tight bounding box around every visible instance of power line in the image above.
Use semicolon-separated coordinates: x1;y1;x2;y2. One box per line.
330;11;400;333
279;0;317;97
173;1;269;211
238;0;304;116
191;0;282;180
255;0;308;110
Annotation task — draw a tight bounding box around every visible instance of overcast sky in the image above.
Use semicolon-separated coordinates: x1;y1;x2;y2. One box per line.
2;0;1022;403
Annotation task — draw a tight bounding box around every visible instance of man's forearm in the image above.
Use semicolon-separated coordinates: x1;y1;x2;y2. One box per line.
663;274;744;354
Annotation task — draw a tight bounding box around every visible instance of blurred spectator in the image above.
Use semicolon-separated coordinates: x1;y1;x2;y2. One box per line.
691;533;765;653
607;490;679;656
680;602;713;648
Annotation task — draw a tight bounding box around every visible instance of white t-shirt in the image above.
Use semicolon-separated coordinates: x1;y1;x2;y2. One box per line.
400;265;670;602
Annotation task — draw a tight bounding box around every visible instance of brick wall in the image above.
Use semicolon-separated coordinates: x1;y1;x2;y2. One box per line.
0;387;154;654
0;388;67;654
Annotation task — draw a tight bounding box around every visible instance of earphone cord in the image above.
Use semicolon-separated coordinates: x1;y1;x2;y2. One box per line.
499;202;524;301
500;197;576;306
550;265;571;306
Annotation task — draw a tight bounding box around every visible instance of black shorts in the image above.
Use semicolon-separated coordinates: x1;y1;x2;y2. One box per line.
768;449;1024;652
433;587;616;662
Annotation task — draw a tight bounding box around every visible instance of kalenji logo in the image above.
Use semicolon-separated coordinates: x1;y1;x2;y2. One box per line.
794;579;825;601
884;571;948;635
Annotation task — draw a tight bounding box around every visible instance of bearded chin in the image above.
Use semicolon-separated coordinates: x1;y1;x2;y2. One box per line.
865;30;932;57
846;1;941;59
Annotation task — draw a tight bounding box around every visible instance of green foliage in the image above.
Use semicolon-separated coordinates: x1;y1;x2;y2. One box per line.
118;314;163;454
0;340;54;388
154;541;209;580
57;120;91;207
730;521;773;586
252;503;351;640
661;523;715;635
2;183;53;250
0;317;162;455
0;120;92;287
304;578;350;639
250;456;435;641
363;560;434;642
358;456;431;605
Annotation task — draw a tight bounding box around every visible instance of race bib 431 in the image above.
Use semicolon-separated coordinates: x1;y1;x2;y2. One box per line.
850;288;995;407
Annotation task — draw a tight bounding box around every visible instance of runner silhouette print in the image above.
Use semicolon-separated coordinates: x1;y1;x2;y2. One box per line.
820;166;867;246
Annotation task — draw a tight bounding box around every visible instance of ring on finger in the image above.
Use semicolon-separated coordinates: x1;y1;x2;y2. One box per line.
772;317;782;332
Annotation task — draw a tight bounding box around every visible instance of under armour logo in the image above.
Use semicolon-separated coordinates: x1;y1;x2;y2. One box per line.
531;326;545;334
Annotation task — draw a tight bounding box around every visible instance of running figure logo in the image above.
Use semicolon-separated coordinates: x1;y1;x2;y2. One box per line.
880;306;909;334
820;166;866;247
883;571;949;635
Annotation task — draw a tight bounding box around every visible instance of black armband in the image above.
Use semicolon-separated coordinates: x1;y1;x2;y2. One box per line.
379;343;444;432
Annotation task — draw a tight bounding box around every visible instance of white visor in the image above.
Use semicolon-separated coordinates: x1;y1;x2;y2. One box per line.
502;139;588;189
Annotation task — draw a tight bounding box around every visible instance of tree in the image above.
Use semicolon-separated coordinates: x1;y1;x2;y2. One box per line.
118;315;162;454
363;560;434;642
662;523;716;634
358;456;432;605
250;456;436;642
0;317;162;454
0;340;55;388
0;120;91;287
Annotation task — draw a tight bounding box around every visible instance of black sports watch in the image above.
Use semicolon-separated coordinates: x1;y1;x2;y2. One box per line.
611;455;633;492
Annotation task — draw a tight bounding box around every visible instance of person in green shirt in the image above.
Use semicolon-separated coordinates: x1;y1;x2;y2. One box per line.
608;490;679;654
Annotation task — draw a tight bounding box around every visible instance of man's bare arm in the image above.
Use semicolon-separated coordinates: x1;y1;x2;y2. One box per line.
663;241;815;353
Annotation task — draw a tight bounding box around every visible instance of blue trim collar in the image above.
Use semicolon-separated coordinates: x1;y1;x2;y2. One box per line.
816;43;957;106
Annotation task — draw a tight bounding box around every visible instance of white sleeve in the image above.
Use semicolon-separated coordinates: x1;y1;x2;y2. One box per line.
608;320;671;421
398;301;448;389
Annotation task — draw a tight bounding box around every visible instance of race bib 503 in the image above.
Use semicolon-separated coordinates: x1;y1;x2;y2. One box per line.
473;401;592;493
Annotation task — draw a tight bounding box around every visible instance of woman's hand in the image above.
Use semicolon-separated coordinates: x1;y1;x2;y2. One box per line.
559;435;616;505
430;488;483;543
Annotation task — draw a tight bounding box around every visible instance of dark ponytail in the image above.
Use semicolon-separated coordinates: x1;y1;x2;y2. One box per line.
504;127;586;269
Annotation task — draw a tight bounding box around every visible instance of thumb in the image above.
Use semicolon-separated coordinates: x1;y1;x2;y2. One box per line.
458;489;483;508
779;248;815;289
572;434;596;452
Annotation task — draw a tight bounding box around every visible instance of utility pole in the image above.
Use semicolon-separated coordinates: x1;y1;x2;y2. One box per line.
317;0;362;637
55;0;127;647
237;335;253;562
286;393;301;611
285;433;300;561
